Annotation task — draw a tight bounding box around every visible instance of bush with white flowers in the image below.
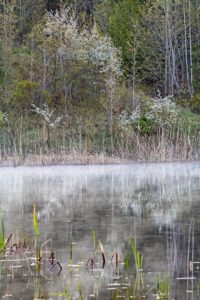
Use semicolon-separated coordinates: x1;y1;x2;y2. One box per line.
119;96;179;134
147;96;179;125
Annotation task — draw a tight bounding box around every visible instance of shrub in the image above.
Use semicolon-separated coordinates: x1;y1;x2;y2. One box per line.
10;80;51;114
119;96;179;135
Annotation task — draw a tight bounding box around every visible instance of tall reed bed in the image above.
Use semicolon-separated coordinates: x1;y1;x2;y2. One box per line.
0;115;199;165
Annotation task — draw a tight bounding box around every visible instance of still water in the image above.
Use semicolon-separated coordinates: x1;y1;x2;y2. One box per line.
0;163;200;299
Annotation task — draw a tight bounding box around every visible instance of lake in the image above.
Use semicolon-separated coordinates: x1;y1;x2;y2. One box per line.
0;163;200;299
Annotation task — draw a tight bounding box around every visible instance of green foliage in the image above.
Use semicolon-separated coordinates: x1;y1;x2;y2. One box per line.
124;254;130;270
193;47;200;94
77;282;83;300
10;80;52;114
51;285;72;299
108;0;140;71
33;204;40;272
0;43;5;84
11;80;39;111
0;111;7;127
92;230;96;251
0;112;4;125
136;114;156;135
15;0;46;43
190;94;200;113
130;238;143;271
156;275;170;299
0;215;5;256
33;204;40;238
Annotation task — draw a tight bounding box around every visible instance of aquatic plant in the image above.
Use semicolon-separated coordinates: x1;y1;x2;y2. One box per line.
156;275;170;299
97;240;106;268
86;253;97;269
51;286;72;299
0;215;5;256
34;277;44;300
92;229;96;251
63;287;72;300
33;204;40;238
124;253;129;270
111;252;120;268
77;282;83;300
33;204;40;271
87;239;106;269
130;239;143;271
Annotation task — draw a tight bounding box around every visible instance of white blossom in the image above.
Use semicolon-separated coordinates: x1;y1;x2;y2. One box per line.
119;96;179;131
130;105;141;121
119;110;131;127
148;96;179;125
0;111;8;125
44;9;122;84
31;104;67;128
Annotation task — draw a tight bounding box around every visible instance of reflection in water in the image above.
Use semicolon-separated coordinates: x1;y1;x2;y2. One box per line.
0;163;199;299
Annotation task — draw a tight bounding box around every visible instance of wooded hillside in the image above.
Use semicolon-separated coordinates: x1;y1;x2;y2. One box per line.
0;0;199;164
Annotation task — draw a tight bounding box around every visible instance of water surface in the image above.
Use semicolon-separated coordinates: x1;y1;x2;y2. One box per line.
0;163;200;299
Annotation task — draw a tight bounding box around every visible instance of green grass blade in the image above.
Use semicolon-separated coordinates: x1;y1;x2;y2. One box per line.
33;204;40;238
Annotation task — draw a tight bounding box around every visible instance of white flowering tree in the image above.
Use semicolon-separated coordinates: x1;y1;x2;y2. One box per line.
42;8;122;150
44;9;122;80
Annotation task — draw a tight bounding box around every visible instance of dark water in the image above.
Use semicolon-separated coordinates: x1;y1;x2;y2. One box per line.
0;163;200;299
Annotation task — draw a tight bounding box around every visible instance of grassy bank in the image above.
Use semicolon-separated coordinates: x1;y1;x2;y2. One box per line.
0;104;199;167
0;125;199;167
0;1;200;167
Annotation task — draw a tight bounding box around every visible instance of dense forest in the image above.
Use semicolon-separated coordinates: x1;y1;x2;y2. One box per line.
0;0;199;164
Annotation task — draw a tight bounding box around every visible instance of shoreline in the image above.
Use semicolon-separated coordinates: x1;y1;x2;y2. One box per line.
0;153;199;168
0;153;129;167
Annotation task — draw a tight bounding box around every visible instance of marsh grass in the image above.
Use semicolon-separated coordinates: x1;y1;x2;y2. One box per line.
92;230;96;251
96;240;106;268
51;283;85;300
51;286;72;299
33;204;40;272
77;282;83;300
0;112;199;166
0;216;5;257
33;204;40;238
156;275;170;299
130;239;143;271
86;241;105;269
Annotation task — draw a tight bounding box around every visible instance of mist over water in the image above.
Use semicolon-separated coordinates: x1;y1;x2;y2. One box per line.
0;163;200;299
